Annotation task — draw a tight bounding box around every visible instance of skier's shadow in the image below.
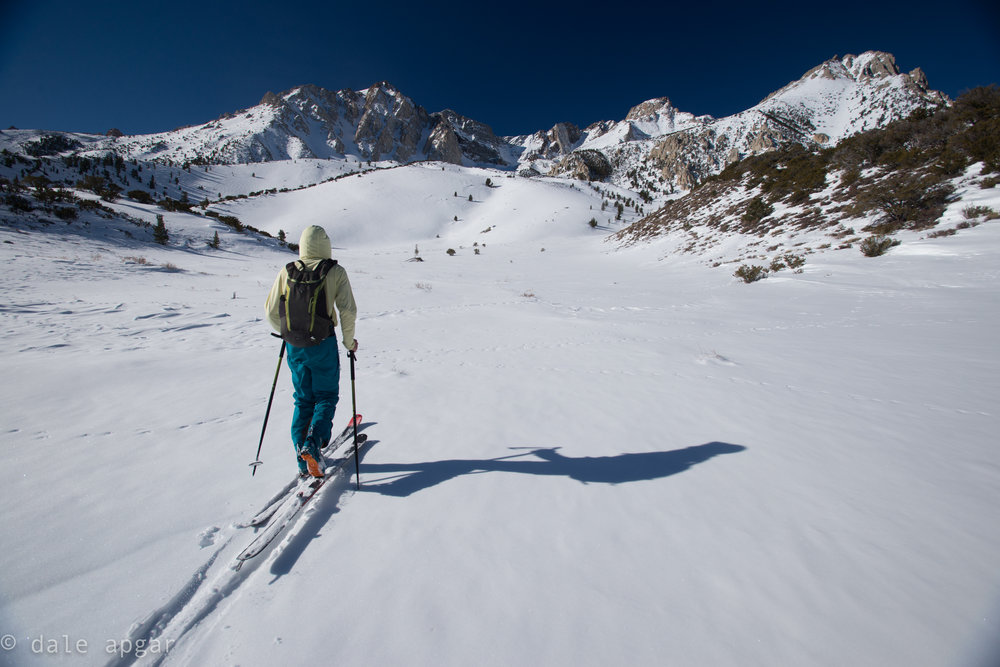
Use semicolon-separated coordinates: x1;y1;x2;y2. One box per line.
361;442;746;497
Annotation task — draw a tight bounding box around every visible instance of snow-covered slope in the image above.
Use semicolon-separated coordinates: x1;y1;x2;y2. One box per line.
1;155;999;666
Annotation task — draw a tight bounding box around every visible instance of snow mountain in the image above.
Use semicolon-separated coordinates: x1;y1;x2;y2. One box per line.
3;81;516;168
3;52;945;198
523;51;947;191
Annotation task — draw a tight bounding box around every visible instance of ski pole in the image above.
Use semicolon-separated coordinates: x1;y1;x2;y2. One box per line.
250;335;286;476
349;349;361;489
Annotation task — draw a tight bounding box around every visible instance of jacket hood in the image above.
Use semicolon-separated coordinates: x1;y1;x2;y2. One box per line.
299;225;332;260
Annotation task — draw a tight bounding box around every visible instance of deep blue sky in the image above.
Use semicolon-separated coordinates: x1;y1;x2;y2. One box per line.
1;0;997;137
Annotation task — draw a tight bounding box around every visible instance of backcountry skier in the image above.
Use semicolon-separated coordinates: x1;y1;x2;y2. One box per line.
265;225;358;477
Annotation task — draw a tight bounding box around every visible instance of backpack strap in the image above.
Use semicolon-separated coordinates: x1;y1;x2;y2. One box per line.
286;257;337;277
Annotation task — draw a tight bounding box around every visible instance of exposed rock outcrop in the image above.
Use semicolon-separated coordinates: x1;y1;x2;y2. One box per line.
424;120;463;164
548;149;612;181
354;82;430;162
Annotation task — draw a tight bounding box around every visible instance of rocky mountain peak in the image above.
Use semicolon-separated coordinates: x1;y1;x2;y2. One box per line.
260;91;283;107
844;51;900;81
626;98;677;122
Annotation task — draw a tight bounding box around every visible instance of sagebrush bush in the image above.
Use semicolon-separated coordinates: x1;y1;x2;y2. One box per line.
741;197;773;226
768;253;806;273
854;172;955;234
734;264;768;283
54;206;77;220
963;205;998;220
859;235;900;257
128;189;154;204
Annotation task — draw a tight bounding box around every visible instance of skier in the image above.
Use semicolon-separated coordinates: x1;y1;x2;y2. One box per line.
265;225;358;477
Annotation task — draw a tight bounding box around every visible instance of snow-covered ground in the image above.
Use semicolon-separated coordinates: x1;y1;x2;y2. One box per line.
1;163;999;667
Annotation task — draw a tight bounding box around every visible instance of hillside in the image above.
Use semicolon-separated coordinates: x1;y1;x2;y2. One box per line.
614;86;1000;270
2;151;1000;666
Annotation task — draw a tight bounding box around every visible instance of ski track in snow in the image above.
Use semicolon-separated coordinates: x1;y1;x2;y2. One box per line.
105;444;371;667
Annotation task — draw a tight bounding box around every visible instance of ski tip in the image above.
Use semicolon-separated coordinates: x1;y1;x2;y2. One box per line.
353;414;363;425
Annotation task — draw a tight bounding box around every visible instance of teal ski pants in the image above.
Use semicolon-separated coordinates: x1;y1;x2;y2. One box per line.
286;337;341;465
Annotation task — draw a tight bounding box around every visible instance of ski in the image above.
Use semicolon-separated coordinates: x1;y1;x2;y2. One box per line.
240;414;363;529
233;433;369;569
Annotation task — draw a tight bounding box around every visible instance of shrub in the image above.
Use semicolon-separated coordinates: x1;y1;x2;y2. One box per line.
769;253;805;273
588;217;598;228
217;214;243;231
77;199;105;211
742;196;773;226
96;182;121;202
784;253;806;271
963;205;998;220
76;175;107;195
446;248;456;256
128;189;154;204
928;228;958;238
54;206;77;221
840;168;861;188
158;197;194;213
4;193;33;212
859;235;900;257
734;264;768;283
855;173;954;233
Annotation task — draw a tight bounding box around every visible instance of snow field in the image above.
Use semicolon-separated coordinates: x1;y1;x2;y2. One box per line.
1;163;999;666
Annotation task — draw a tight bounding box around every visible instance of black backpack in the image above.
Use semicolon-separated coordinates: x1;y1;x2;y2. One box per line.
279;258;337;347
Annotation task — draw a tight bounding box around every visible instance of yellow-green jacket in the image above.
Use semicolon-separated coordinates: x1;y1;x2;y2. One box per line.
265;225;357;349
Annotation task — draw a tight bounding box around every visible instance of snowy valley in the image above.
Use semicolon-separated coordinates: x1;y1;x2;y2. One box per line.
1;52;999;667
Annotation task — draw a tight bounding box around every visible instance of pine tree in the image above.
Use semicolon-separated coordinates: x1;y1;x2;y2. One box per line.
153;215;169;245
208;231;220;249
